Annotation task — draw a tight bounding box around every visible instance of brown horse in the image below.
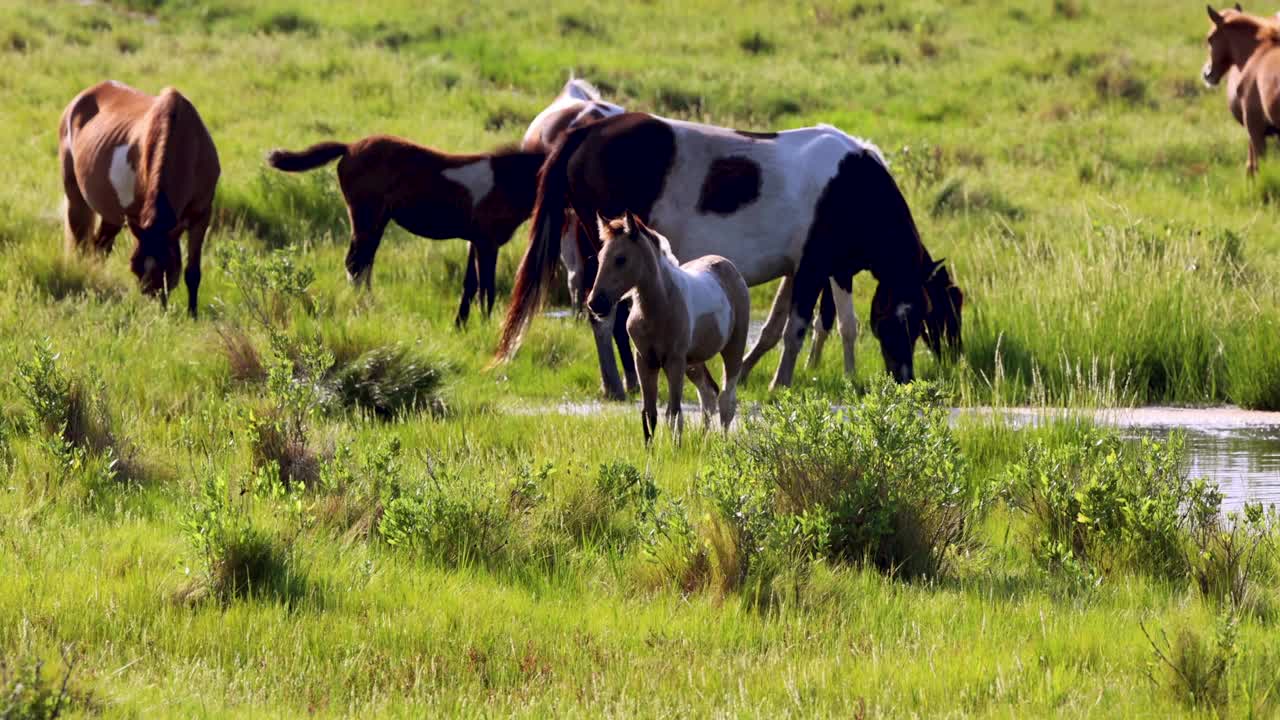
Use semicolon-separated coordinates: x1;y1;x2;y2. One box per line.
1221;7;1280;127
59;80;220;315
587;212;749;443
267;137;546;326
1204;5;1280;175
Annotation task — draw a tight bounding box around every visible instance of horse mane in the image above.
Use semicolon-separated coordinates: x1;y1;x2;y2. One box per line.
1224;10;1280;42
139;88;185;230
563;76;604;101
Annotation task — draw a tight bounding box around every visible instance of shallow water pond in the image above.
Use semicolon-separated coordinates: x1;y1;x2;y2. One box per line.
975;408;1280;510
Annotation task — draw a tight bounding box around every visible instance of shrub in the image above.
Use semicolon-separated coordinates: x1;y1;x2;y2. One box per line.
548;461;659;547
1007;428;1221;580
1191;503;1277;616
1144;615;1237;711
180;463;310;603
244;341;333;487
14;341;125;487
332;345;446;419
0;644;92;719
377;462;510;566
700;381;982;586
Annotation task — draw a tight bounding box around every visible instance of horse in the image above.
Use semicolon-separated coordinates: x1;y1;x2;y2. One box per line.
266;136;545;326
521;77;640;399
1220;7;1280;128
1204;5;1280;176
59;80;220;316
494;112;962;391
587;212;749;443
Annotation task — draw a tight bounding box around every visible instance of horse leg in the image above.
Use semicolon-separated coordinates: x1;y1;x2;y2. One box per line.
830;276;859;377
614;297;640;394
806;281;835;369
685;364;720;430
477;241;499;318
184;210;211;319
770;270;824;391
455;244;480;328
92;222;123;258
664;358;687;444
637;348;661;445
561;214;585;313
1247;120;1267;178
61;150;96;255
741;276;793;384
592;306;627;401
346;204;388;290
719;300;750;432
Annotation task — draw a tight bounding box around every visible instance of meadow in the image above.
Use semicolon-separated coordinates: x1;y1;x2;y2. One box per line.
3;0;1280;716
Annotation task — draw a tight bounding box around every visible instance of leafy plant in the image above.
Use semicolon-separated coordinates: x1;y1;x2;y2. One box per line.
1190;503;1277;616
1144;615;1237;711
0;643;89;720
1008;429;1222;580
332;344;446;419
700;380;982;586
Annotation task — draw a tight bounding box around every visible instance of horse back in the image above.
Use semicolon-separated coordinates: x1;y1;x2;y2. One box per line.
137;88;220;228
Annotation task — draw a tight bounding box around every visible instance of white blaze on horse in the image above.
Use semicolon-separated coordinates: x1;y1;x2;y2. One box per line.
495;112;963;394
266;136;545;326
59;80;220;315
587;212;749;443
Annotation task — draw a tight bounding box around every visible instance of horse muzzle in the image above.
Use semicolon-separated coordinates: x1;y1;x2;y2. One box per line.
1202;64;1222;87
586;292;612;320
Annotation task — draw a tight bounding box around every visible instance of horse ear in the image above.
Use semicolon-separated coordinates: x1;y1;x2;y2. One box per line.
1209;5;1225;25
925;258;946;281
1236;3;1244;12
596;212;611;239
622;210;636;237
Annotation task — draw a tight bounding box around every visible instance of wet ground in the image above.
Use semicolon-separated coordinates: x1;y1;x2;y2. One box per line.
515;401;1280;510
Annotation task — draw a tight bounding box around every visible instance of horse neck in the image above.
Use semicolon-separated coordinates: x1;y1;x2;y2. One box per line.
631;242;676;314
1230;24;1274;66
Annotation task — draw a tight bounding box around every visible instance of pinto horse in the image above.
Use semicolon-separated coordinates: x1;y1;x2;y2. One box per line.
267;137;545;326
59;81;220;315
495;113;962;392
1204;5;1280;176
587;212;749;443
521;77;639;398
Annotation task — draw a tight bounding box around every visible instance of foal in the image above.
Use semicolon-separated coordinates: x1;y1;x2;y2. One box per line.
586;212;750;443
267;136;545;326
59;81;220;315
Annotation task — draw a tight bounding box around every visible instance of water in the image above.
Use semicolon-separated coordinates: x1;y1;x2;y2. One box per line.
964;407;1280;510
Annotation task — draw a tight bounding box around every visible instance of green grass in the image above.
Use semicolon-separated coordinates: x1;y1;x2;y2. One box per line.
3;0;1280;716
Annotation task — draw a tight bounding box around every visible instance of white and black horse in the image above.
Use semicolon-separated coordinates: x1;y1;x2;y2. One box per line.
495;112;963;392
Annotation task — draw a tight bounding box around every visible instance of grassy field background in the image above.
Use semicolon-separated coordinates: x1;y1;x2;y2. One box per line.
3;0;1280;717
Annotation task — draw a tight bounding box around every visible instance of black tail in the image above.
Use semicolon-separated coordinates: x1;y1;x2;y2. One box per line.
817;281;836;331
266;142;349;173
494;124;593;362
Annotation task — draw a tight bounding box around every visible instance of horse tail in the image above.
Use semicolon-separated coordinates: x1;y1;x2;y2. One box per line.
266;142;349;173
494;124;590;363
818;280;836;331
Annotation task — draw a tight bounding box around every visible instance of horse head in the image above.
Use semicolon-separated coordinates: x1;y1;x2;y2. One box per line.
1204;4;1268;87
129;225;181;305
923;258;964;359
586;210;653;319
870;280;929;384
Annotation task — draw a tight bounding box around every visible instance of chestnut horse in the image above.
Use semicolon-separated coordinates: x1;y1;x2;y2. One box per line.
587;212;749;443
59;81;220;315
267;137;545;326
495;113;962;392
1204;5;1280;175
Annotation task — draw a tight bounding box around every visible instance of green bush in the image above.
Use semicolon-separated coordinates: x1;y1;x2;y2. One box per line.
700;381;982;587
0;645;92;719
1144;615;1237;711
332;345;446;420
1191;503;1278;617
1007;428;1221;580
180;463;310;603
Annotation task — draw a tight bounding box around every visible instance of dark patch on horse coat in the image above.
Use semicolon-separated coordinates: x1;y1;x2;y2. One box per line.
697;155;762;215
564;113;677;232
735;129;778;140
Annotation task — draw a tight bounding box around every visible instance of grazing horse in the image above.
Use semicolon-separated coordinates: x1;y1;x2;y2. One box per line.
1220;7;1280;128
495;112;962;391
59;80;220;315
1203;5;1280;176
522;77;639;398
267;137;545;326
587;212;749;443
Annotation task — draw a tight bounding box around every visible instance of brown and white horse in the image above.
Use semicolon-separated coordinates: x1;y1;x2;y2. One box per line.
521;77;640;398
1204;5;1280;176
587;212;749;443
59;80;220;315
267;136;545;326
495;113;962;392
